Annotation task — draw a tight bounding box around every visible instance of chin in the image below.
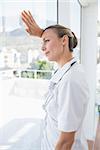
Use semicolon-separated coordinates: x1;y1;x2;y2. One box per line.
47;57;55;61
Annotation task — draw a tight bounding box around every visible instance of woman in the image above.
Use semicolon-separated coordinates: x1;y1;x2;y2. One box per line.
21;11;89;150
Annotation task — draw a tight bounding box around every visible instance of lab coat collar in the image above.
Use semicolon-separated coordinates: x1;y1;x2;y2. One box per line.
50;58;77;84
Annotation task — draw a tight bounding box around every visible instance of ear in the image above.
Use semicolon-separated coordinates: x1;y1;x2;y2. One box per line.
62;35;68;46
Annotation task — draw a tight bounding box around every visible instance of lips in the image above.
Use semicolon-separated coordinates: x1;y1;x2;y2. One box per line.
45;51;50;56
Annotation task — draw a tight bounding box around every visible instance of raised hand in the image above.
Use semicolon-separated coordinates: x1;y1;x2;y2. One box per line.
21;10;43;37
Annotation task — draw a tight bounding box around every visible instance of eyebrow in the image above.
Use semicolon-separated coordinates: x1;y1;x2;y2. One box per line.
43;37;50;41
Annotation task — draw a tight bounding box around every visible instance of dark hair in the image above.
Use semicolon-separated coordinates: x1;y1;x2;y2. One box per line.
43;25;78;52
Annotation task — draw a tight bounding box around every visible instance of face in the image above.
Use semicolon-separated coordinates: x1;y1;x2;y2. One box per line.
41;29;65;62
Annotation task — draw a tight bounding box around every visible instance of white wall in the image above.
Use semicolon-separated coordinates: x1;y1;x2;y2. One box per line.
81;2;98;140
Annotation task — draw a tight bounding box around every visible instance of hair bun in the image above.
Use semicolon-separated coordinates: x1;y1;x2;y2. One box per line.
69;32;78;51
71;32;78;48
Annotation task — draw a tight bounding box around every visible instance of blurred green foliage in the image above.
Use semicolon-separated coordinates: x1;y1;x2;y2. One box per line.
30;60;53;70
13;60;54;79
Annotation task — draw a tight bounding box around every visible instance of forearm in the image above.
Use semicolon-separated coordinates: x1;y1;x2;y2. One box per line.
55;139;74;150
55;131;75;150
87;140;94;150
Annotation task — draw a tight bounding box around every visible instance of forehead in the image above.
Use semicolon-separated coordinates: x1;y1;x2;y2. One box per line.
42;29;57;39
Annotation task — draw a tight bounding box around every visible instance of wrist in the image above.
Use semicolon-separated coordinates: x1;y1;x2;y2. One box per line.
37;29;43;37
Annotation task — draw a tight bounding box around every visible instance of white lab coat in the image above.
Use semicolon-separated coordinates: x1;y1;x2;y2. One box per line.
41;58;89;150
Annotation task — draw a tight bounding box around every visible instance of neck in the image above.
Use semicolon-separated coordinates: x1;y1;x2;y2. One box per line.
57;53;74;67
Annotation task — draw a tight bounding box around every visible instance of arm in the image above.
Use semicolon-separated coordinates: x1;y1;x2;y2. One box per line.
87;140;94;150
55;131;75;150
21;10;43;37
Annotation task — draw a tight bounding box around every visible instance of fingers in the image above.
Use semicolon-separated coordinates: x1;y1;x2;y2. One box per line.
22;18;30;29
21;10;35;25
21;11;34;34
21;11;32;35
21;10;43;37
28;11;36;24
26;28;32;35
21;11;33;26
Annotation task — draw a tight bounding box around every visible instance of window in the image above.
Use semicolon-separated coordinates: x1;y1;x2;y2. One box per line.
0;0;57;79
0;1;57;149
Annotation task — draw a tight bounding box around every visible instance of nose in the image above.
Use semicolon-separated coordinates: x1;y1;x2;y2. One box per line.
41;43;46;51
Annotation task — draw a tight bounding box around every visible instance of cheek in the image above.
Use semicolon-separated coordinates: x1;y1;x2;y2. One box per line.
54;44;63;54
47;41;63;55
49;41;61;50
48;41;56;49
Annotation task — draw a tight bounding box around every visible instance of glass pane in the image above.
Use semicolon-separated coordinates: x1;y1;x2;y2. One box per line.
96;0;100;104
0;1;57;149
0;0;57;79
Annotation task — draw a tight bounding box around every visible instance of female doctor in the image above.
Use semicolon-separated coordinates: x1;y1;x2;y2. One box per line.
21;11;89;150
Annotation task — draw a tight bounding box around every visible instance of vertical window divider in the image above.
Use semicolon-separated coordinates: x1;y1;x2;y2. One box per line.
57;0;59;24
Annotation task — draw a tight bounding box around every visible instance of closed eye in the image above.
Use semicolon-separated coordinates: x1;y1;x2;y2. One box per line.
44;39;50;42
